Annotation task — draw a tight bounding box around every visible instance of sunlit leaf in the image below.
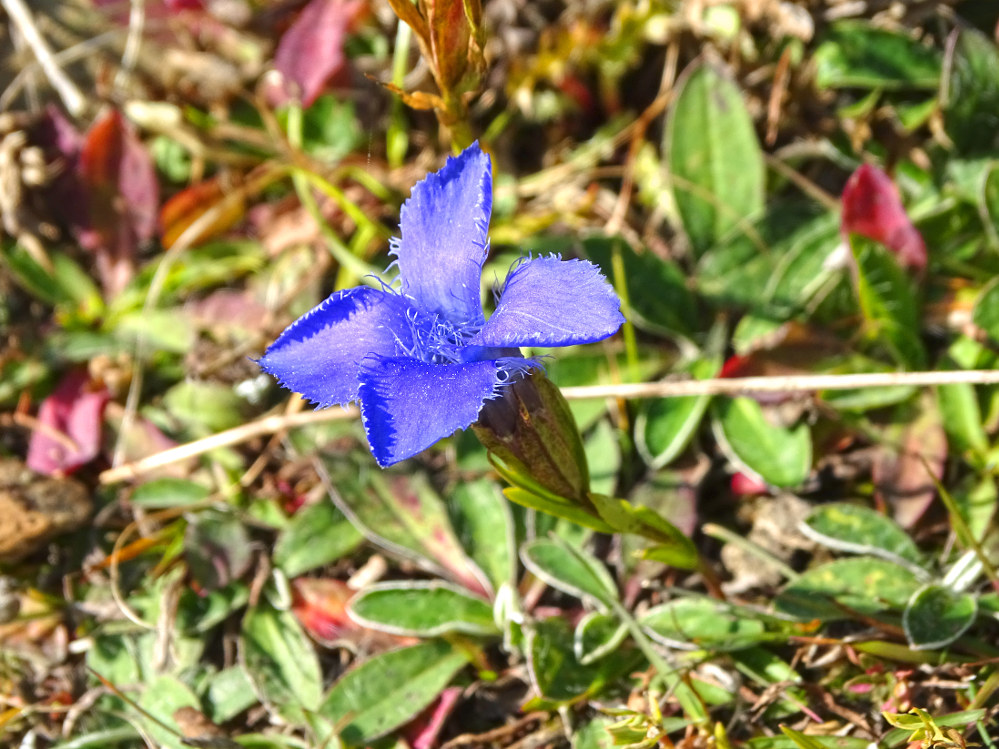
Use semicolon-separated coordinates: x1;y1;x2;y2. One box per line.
665;63;764;255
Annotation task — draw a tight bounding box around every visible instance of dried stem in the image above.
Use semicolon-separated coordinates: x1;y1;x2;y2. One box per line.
99;368;999;485
1;0;86;116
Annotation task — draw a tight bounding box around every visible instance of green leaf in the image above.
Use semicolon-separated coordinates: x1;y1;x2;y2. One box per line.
779;725;837;749
850;236;925;368
903;583;978;650
582;236;698;337
801;503;925;570
636;357;718;469
775;557;922;622
978;161;999;250
584;419;620;498
163;380;247;433
748;735;872;749
526;617;637;708
348;581;498;637
937;381;989;459
943;28;999;154
814;22;942;90
665;63;764;255
273;500;363;578
521;536;618;609
241;603;322;722
711;397;812;488
205;667;258;723
130;478;211;508
185;509;253;590
1;245;103;316
317;640;470;745
973;276;999;343
136;675;201;749
573;611;628;665
588;493;698;569
327;467;491;596
502;486;613;534
449;478;516;591
640;597;767;651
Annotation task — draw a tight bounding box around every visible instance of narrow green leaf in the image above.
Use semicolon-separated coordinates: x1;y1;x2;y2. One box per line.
850;237;925;369
318;640;470;745
521;536;617;609
348;581;498;637
327;467;490;596
503;486;614;534
666;63;764;255
973;276;999;343
241;603;322;722
449;478;516;590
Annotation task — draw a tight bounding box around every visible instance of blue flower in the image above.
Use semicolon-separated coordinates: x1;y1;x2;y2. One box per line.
259;143;624;466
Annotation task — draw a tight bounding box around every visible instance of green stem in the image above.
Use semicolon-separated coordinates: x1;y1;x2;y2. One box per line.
606;596;710;728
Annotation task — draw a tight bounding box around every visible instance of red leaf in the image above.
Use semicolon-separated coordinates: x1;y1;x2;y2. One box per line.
78;110;159;297
841;164;927;272
405;687;462;749
291;578;416;651
272;0;366;107
730;471;769;496
27;370;110;476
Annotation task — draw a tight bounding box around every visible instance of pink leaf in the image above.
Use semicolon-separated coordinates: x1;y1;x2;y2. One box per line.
272;0;365;107
78;110;160;297
841;164;927;272
27;370;110;476
730;471;769;496
872;391;946;528
405;687;462;749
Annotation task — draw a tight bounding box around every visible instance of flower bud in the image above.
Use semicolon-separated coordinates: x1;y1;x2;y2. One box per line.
472;371;590;504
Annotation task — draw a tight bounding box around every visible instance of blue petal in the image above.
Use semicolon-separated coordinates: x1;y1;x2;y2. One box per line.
258;287;412;408
395;142;491;324
469;255;625;348
357;357;501;466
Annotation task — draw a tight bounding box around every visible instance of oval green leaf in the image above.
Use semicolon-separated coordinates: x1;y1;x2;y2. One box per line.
348;581;498;637
775;557;921;622
903;583;978;650
712;397;812;487
666;63;764;255
521;537;617;609
801;503;925;570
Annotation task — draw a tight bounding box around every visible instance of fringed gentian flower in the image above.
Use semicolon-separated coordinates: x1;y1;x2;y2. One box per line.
259;143;624;466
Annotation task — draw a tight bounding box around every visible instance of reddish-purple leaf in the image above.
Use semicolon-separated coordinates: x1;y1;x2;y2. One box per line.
27;370;110;476
78;110;159;297
872;392;946;528
405;687;462;749
30;106;89;232
272;0;365;107
841;164;927;272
